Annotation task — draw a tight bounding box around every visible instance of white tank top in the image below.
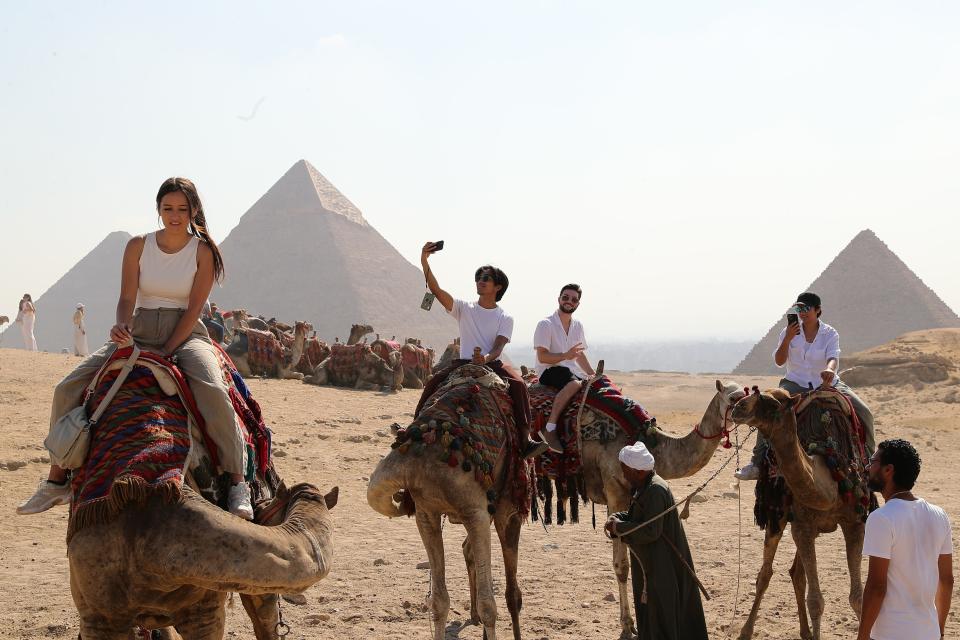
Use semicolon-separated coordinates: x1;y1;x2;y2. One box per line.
137;232;200;309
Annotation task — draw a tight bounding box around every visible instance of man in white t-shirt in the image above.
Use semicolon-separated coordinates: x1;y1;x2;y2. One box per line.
858;439;953;640
416;241;548;459
533;283;595;453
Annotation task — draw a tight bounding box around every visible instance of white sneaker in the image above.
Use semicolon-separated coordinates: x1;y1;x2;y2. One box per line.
734;463;761;481
228;483;254;520
16;479;71;515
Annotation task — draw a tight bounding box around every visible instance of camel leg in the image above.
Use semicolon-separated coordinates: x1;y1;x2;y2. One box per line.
791;524;824;640
76;617;129;640
416;510;450;640
463;511;498;640
788;552;812;640
738;523;785;640
494;507;523;640
840;521;865;620
604;490;636;639
240;593;281;640
463;536;480;624
172;591;227;640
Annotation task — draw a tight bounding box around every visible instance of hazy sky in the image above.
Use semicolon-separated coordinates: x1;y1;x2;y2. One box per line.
3;2;959;341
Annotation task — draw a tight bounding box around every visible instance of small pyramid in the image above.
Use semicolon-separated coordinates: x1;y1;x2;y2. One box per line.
214;160;455;347
733;229;960;375
2;231;131;351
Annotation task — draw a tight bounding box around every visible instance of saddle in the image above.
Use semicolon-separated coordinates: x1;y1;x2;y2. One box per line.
391;364;532;516
67;344;276;542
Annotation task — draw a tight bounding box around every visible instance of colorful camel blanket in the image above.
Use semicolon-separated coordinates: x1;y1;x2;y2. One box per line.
402;343;433;382
245;328;286;373
391;364;532;516
529;376;654;480
326;343;374;384
755;389;871;532
297;337;329;374
370;339;401;363
68;345;273;541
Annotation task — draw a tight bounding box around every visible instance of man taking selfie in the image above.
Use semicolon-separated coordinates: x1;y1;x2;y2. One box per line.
416;241;548;459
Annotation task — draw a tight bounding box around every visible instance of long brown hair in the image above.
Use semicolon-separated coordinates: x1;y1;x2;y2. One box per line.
155;177;225;282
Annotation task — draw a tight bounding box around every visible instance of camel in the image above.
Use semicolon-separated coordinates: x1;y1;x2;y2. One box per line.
367;364;528;640
434;338;459;373
70;482;337;638
347;323;374;345
304;342;403;391
730;387;866;640
556;379;746;638
227;320;308;380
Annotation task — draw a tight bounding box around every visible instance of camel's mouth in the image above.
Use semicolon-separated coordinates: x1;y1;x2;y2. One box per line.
730;398;754;423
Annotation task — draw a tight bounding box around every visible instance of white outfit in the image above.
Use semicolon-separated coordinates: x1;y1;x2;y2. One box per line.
449;299;514;359
137;232;199;309
73;310;89;356
20;306;37;351
533;311;588;377
862;498;952;640
772;321;840;390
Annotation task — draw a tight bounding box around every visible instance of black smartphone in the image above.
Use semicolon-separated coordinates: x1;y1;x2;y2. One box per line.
787;313;798;327
431;240;445;252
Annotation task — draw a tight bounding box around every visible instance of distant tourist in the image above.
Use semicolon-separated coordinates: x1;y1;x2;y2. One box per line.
17;177;253;520
857;439;953;640
17;294;38;351
736;292;874;480
72;303;89;356
416;240;547;459
533;283;595;453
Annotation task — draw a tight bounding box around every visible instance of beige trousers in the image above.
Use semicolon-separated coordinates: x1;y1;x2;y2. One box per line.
49;308;247;475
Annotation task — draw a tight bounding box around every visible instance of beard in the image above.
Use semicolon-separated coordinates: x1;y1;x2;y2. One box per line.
866;474;884;492
559;304;577;314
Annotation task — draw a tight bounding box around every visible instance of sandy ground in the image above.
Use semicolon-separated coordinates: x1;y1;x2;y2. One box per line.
1;346;957;640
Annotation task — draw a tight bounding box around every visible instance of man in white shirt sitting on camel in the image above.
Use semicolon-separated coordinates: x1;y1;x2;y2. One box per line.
533;283;596;453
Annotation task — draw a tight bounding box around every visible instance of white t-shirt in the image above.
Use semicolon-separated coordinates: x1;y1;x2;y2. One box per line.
773;321;841;390
449;299;514;360
862;498;952;640
532;311;588;377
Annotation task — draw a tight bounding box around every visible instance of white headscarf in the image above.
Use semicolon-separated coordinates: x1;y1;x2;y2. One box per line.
618;442;655;471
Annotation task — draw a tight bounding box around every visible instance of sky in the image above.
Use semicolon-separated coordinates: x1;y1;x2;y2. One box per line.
2;2;959;342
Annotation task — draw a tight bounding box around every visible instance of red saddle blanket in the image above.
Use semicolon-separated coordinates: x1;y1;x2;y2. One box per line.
529;375;652;479
68;344;272;541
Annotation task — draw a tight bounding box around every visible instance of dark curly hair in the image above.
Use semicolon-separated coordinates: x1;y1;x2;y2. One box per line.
876;439;922;490
475;265;509;302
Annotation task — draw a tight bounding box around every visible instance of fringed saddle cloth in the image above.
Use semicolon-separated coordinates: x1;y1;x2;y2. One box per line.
67;344;273;542
245;328;287;374
529;375;653;480
401;343;433;381
327;343;373;384
390;364;533;517
297;337;330;374
755;389;871;532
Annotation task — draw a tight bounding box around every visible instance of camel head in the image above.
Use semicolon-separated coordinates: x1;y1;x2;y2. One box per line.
715;379;748;413
294;321;310;339
255;482;340;525
731;386;801;437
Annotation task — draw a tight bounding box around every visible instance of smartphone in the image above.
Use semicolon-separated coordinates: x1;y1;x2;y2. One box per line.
787;313;798;327
431;240;445;252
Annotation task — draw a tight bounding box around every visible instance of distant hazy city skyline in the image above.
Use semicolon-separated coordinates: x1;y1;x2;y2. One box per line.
3;2;959;344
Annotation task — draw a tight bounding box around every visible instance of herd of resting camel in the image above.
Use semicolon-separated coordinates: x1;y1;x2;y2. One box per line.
38;309;869;640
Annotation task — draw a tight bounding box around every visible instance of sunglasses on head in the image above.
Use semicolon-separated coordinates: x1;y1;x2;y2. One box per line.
475;273;494;283
560;294;580;303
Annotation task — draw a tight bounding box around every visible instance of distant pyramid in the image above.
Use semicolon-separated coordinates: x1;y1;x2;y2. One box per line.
733;229;960;375
2;231;131;351
215;160;455;347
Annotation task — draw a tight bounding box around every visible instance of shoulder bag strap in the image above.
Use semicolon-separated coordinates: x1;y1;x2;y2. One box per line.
88;345;141;425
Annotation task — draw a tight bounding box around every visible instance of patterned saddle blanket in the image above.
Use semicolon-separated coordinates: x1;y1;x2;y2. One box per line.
391;364;532;516
68;344;273;541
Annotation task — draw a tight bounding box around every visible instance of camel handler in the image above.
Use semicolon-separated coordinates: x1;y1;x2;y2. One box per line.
416;241;548;459
604;442;708;640
533;283;595;453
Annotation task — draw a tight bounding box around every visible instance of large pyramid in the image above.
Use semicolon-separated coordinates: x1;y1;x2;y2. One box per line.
2;231;131;351
733;229;960;375
214;160;455;348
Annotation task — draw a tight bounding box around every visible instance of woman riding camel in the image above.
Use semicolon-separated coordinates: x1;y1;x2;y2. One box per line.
17;177;254;519
736;291;875;480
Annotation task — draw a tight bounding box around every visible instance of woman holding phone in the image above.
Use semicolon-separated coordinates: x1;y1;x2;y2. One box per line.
736;292;875;480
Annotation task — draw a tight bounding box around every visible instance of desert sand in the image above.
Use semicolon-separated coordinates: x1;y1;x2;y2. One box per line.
1;340;958;639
